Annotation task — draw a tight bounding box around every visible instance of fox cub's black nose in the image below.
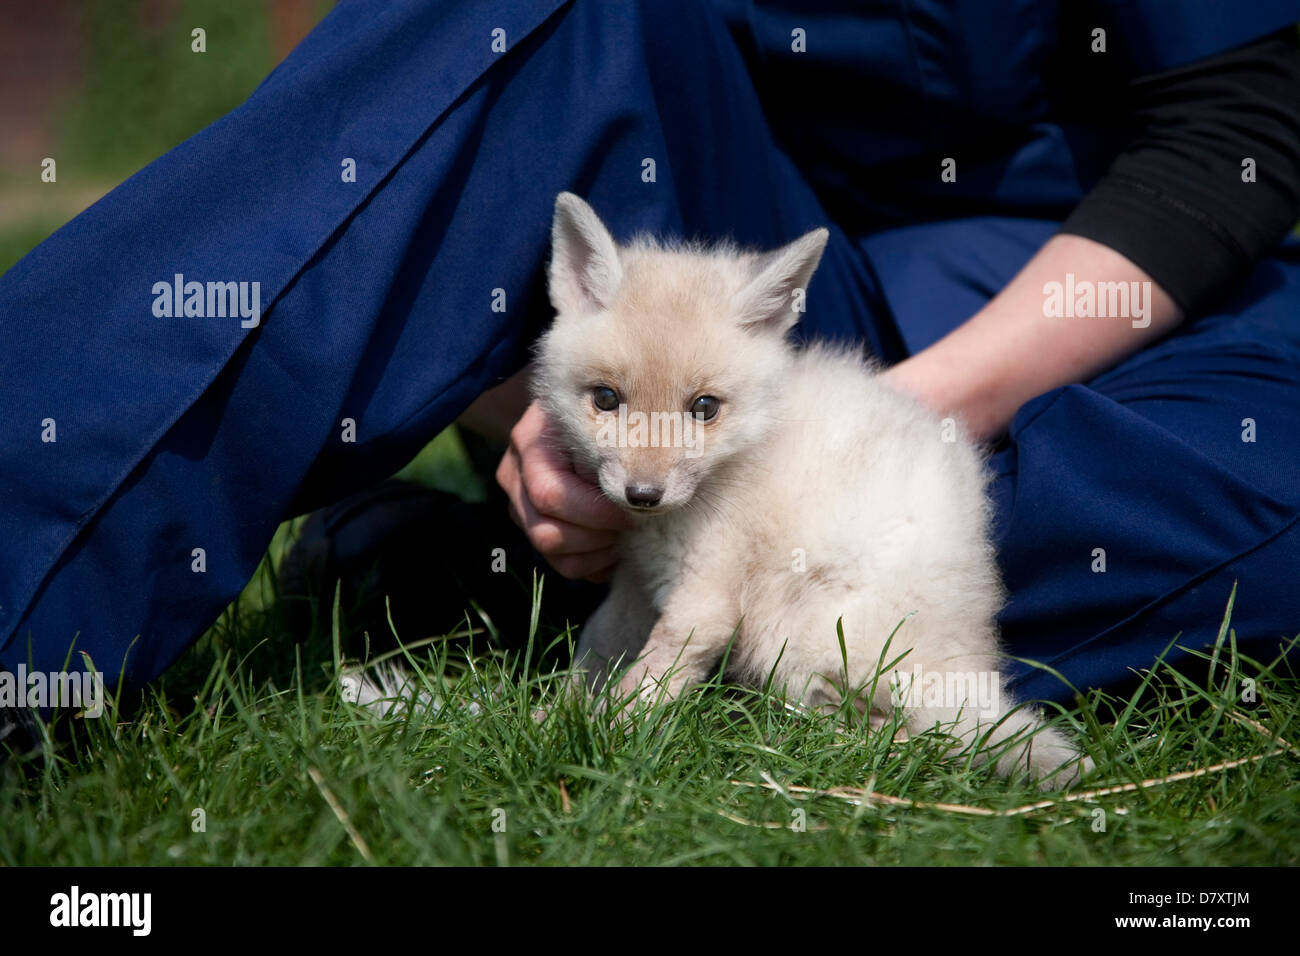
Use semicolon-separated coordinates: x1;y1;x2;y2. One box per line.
625;485;664;508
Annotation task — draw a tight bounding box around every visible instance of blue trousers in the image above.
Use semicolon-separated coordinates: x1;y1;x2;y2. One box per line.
2;0;1298;704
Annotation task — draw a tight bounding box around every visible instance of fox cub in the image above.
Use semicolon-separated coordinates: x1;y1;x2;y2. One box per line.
533;193;1089;788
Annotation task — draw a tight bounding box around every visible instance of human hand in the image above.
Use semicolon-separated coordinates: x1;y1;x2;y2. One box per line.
495;400;631;582
880;355;1010;443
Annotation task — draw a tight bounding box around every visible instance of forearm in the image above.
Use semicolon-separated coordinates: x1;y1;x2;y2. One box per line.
888;30;1300;443
884;233;1183;441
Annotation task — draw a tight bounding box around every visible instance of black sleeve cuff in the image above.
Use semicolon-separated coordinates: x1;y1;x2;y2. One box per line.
1059;174;1256;315
1058;28;1300;316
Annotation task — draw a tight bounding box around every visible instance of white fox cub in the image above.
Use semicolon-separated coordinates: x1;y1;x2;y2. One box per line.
534;192;1092;788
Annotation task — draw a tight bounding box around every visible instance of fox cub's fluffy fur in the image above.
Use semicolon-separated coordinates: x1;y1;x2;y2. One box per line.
534;193;1088;787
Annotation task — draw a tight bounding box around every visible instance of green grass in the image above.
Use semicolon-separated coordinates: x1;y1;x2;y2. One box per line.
0;0;334;275
4;5;1299;869
3;464;1298;865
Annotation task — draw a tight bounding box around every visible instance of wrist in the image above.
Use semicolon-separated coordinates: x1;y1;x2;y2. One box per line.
885;343;1015;443
458;365;533;442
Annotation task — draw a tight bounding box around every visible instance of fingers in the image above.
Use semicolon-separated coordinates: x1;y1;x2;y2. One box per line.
517;413;629;532
510;457;621;555
547;546;619;582
496;401;628;581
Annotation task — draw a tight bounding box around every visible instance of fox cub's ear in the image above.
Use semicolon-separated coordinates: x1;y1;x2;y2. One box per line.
549;192;623;315
733;228;829;334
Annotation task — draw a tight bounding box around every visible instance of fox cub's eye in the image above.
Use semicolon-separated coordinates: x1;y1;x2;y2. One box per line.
691;395;721;421
592;386;620;412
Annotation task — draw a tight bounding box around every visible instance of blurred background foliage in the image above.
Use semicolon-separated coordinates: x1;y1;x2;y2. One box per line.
60;0;273;177
0;0;334;274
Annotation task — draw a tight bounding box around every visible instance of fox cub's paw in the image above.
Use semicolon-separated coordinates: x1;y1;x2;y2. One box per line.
1002;727;1093;791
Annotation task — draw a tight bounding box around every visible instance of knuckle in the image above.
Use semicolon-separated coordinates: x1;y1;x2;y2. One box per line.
551;555;585;580
529;475;566;516
530;523;565;555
